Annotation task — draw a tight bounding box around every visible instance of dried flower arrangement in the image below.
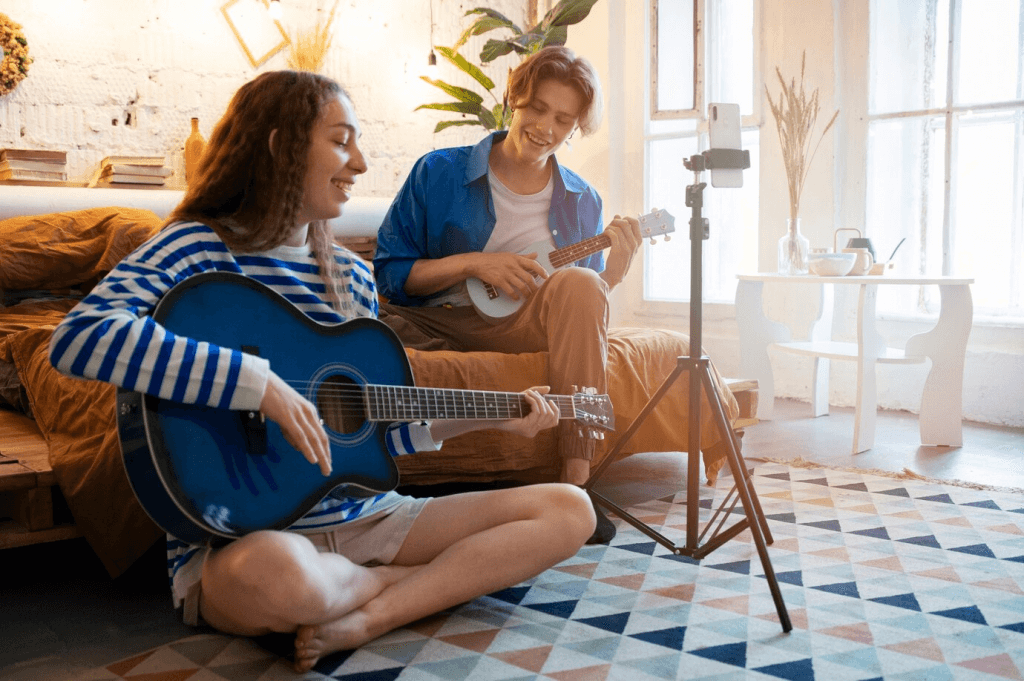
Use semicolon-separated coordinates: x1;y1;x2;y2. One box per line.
765;51;839;222
0;13;32;97
286;0;339;73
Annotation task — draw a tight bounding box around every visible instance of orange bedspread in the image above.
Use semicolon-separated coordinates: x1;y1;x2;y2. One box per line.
1;208;738;577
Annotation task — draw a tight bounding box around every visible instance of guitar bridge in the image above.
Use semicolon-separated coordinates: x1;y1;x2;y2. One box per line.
239;344;267;456
241;411;268;456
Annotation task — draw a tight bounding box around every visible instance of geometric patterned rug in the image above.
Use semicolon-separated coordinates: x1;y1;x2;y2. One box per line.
74;461;1024;680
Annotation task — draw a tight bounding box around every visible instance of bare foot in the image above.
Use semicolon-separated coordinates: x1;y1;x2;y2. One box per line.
294;610;373;673
292;564;418;673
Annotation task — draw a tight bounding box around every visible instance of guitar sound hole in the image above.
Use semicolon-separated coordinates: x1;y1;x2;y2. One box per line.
315;375;366;435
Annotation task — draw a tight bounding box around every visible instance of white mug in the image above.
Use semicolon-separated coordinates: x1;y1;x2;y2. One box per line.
843;247;874;276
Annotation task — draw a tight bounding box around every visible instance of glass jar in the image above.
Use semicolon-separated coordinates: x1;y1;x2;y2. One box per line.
777;218;809;275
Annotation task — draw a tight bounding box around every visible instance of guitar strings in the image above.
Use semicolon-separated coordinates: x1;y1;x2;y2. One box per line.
272;381;583;419
279;380;582;403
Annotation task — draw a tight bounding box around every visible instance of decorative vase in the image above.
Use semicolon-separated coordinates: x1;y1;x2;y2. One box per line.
184;118;205;185
777;217;809;275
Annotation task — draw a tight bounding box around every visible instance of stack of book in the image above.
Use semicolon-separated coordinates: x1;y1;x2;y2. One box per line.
0;149;69;183
93;155;172;188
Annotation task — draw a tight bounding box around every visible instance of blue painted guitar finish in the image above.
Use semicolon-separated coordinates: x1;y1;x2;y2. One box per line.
116;272;406;544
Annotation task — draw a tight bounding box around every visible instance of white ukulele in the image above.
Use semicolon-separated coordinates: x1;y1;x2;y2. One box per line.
466;209;676;323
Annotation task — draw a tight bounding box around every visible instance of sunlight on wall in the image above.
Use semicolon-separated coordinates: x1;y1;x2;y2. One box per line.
0;0;524;195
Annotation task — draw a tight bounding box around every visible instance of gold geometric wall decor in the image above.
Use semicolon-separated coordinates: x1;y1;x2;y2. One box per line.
221;0;290;68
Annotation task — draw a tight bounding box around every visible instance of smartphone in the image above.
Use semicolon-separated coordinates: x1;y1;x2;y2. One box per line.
708;103;743;188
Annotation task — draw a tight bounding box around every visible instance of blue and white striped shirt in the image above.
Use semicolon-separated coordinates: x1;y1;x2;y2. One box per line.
49;221;439;609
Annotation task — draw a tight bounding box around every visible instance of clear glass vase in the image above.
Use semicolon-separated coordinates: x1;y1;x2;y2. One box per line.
777;218;809;275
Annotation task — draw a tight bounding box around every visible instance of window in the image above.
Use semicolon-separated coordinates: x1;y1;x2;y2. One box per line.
644;0;759;305
867;0;1024;319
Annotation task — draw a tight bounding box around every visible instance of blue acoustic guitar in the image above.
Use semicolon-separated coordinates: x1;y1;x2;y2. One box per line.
116;271;615;544
466;208;675;323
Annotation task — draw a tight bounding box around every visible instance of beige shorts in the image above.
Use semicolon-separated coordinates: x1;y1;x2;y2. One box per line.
181;495;430;626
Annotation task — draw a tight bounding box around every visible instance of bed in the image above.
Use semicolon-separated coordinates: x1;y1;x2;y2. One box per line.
0;185;743;577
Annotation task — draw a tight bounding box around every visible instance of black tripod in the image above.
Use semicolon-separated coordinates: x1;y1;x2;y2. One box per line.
584;149;792;632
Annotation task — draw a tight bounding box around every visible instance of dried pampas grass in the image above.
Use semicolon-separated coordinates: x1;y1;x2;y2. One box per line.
765;51;839;221
286;0;339;73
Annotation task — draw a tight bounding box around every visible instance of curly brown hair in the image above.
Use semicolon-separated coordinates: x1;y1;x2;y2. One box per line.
504;46;603;136
169;70;355;312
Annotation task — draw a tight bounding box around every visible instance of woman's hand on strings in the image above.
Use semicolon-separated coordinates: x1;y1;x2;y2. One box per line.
260;371;332;476
494;386;560;438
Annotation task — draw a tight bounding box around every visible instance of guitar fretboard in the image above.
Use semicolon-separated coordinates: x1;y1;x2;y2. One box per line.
364;385;575;422
548;233;612;269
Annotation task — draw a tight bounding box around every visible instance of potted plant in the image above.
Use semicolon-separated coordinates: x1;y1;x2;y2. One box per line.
417;0;599;133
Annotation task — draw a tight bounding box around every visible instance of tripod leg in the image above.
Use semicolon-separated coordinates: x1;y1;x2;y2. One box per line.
698;360;792;632
718;427;774;544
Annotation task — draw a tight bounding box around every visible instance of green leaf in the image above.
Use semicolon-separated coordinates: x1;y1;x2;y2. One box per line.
454;15;521;51
480;38;516;62
492;104;511;130
419;76;484;104
414;102;485;115
464;7;519;26
542;0;600;28
478;107;497;129
512;31;548;53
435;120;485;133
540;25;568;47
436;46;496;91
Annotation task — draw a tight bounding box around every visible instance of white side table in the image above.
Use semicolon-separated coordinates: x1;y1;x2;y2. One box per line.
736;274;973;453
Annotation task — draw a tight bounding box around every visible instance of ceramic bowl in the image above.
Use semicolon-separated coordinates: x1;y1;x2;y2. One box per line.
808;252;857;276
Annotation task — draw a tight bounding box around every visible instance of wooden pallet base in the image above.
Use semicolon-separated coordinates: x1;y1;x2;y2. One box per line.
1;410;81;549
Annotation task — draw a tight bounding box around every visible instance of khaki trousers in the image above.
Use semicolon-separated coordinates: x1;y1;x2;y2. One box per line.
381;267;610;462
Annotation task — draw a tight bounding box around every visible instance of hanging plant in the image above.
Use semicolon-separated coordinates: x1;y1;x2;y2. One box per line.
0;13;32;98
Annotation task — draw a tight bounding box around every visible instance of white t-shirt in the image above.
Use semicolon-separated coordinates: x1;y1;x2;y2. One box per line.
427;169;555;307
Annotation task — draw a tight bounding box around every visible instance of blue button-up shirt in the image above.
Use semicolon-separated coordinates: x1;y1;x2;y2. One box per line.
374;131;605;307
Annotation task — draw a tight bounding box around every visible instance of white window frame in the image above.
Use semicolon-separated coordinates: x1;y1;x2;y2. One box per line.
866;0;1024;322
639;0;762;314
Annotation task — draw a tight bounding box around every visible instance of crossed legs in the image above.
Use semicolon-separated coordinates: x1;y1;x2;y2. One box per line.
197;483;595;672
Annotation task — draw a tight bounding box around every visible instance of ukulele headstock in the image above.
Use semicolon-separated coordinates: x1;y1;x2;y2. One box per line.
638;208;676;245
571;386;615;440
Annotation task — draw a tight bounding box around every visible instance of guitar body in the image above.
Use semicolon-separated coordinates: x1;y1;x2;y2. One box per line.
116;272;406;544
465;209;676;324
465;239;558;323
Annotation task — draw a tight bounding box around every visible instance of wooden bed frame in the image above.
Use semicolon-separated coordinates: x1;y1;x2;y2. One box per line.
0;411;80;549
2;378;756;550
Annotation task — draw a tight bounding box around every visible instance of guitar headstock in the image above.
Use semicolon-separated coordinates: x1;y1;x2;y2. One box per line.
638;208;676;245
571;387;615;440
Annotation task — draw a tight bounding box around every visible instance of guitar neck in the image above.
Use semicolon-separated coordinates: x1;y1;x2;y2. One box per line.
363;385;575;422
548;233;612;269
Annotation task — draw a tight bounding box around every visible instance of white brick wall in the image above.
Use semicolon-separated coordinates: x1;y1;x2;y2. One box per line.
0;0;527;196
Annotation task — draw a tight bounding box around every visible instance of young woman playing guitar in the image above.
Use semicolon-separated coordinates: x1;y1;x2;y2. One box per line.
49;70;595;673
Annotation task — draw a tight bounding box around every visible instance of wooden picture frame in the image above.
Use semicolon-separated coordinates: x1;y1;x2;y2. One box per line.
221;0;290;68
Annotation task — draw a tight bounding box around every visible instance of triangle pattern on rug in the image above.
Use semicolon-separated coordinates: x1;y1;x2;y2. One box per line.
80;463;1024;681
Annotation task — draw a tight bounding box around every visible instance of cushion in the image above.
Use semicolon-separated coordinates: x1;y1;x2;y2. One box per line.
0;207;163;293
